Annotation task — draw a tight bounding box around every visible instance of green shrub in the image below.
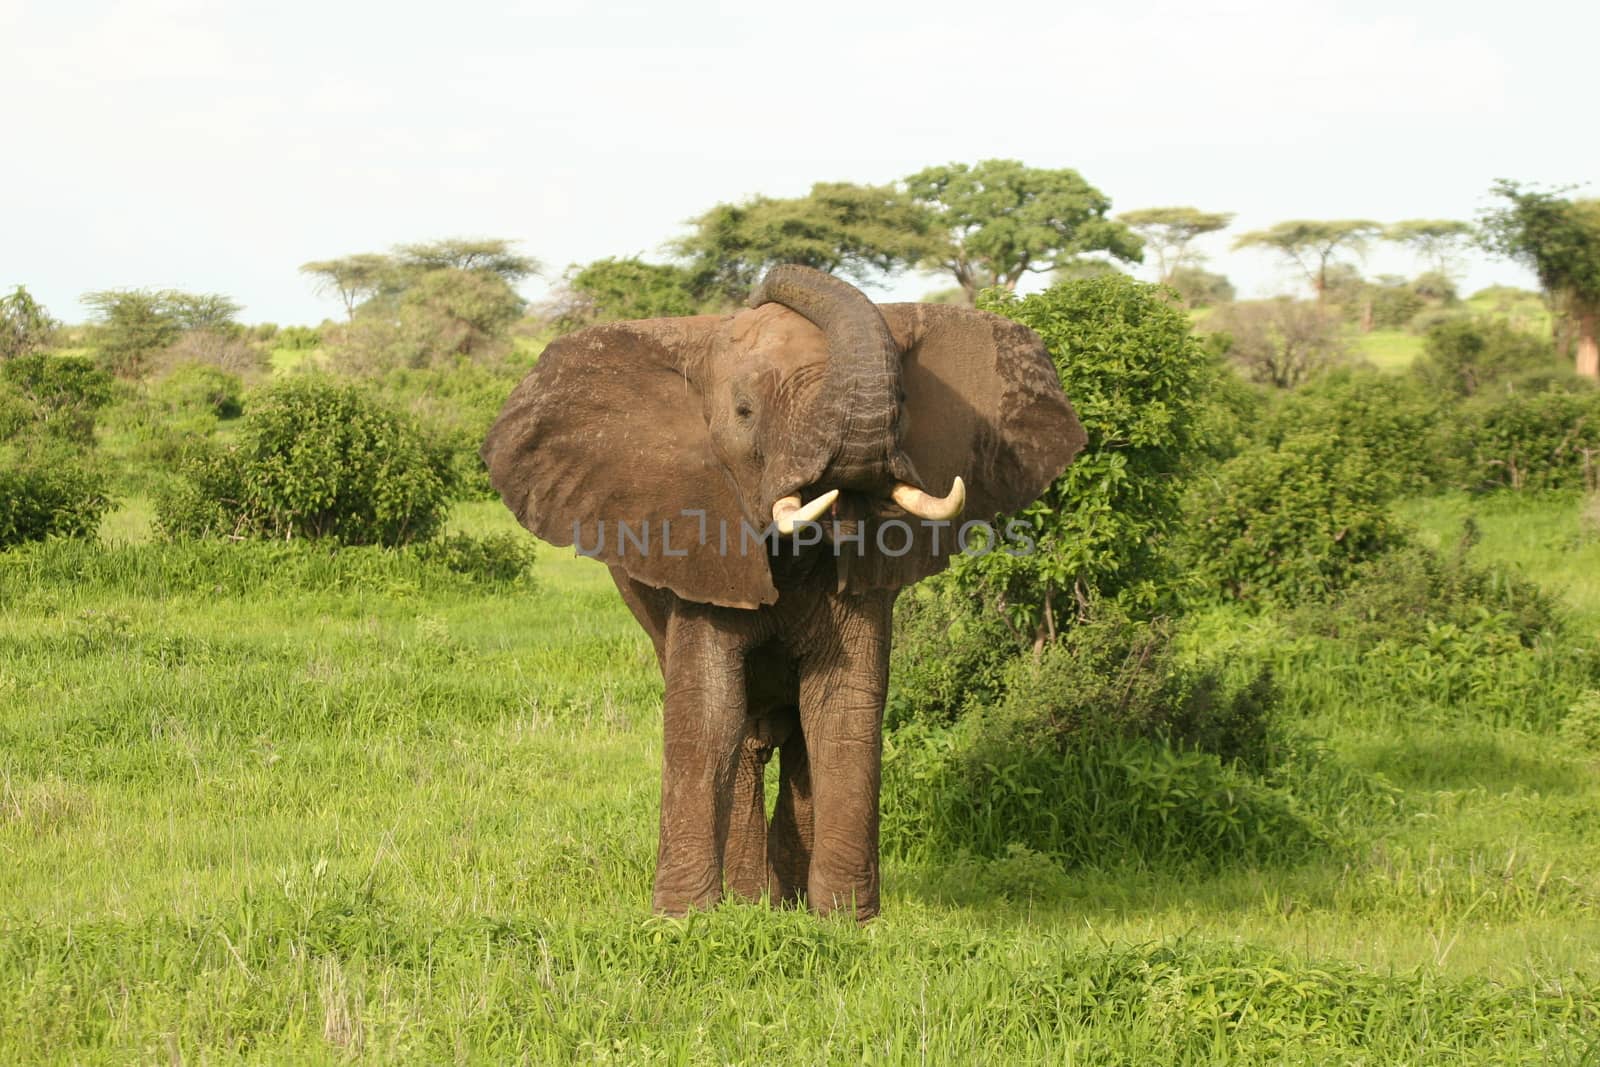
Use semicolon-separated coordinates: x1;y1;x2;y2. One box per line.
888;581;1026;730
1458;390;1600;491
1184;433;1404;604
1286;541;1562;650
151;363;244;418
969;276;1222;635
0;353;116;446
1370;283;1426;329
1561;691;1600;751
155;377;450;546
882;725;1330;870
1258;368;1449;493
275;325;322;351
1415;318;1570;398
990;610;1277;771
0;462;110;547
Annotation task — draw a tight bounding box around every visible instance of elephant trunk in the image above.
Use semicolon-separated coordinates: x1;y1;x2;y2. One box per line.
748;265;916;488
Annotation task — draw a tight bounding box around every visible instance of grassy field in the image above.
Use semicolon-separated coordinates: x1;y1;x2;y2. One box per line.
2;485;1598;1062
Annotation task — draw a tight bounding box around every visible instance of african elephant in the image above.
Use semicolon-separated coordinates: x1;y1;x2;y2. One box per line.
482;265;1084;920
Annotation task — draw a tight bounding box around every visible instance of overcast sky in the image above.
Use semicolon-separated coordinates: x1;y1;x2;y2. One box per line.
3;0;1594;324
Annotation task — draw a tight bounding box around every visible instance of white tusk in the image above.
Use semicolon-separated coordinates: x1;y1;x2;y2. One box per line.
772;489;840;535
890;476;966;521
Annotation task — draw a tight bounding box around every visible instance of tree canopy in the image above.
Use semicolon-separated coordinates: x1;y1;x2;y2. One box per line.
391;239;540;283
299;253;395;320
906;160;1142;303
551;257;702;331
673;182;929;305
81;288;243;377
1116;207;1234;284
0;286;59;362
1232;219;1383;299
1385;219;1476;277
1479;181;1600;379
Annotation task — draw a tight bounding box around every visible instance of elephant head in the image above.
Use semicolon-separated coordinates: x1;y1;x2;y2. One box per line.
481;265;1085;603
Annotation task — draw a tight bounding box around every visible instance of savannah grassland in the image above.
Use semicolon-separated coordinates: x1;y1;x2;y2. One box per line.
4;344;1600;1062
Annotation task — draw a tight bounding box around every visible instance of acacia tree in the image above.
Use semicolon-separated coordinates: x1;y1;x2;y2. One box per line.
1233;219;1383;300
299;253;396;320
0;286;59;361
673;182;930;304
81;288;242;377
1479;181;1600;380
1385;219;1476;278
905;160;1142;304
391;238;540;283
1116;207;1234;284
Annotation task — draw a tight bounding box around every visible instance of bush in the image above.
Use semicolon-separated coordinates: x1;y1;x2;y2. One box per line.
1288;542;1562;651
991;610;1277;770
155;377;450;546
1415;319;1570;398
1258;368;1450;493
151;364;244;419
0;462;110;547
882;725;1332;870
888;581;1025;730
1167;266;1234;308
0;353;117;446
1207;299;1349;388
1183;433;1404;604
970;275;1222;636
275;325;322;351
1457;390;1600;491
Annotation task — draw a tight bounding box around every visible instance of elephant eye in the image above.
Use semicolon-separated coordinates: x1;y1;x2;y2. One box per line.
735;402;753;419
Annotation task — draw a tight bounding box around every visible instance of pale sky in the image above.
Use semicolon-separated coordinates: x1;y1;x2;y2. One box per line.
3;0;1593;325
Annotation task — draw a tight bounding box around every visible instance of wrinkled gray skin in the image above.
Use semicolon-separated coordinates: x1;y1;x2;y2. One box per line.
483;266;1084;920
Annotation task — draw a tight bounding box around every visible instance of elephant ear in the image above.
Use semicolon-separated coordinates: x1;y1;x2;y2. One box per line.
851;302;1086;589
481;318;779;609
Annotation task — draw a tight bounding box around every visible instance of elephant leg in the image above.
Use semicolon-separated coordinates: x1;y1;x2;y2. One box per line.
796;591;894;921
767;712;813;906
724;731;774;903
653;608;748;916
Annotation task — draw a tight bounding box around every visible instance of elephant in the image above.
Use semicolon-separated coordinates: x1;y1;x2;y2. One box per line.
482;265;1084;920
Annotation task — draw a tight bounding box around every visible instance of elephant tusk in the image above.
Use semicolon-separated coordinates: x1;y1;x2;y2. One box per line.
772;489;840;535
890;477;966;521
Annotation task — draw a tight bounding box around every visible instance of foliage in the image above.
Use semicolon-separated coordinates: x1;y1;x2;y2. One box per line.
0;285;59;361
1456;390;1600;492
1258;368;1449;493
1233;219;1383;298
0;352;116;445
549;257;702;331
1167;265;1235;307
1479;181;1600;377
300;253;396;320
888;580;1026;729
1183;432;1404;604
1561;690;1600;750
1386;219;1476;276
970;275;1219;636
1116;206;1233;283
334;268;526;372
1206;298;1349;388
274;325;322;351
82;288;243;377
0;461;110;547
674;182;930;304
1415;318;1570;398
151;363;244;419
155;377;450;545
391;238;540;283
992;609;1276;770
907;160;1142;303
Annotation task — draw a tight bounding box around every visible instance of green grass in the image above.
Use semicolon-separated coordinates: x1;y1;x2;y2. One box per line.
1350;327;1423;371
3;492;1599;1061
